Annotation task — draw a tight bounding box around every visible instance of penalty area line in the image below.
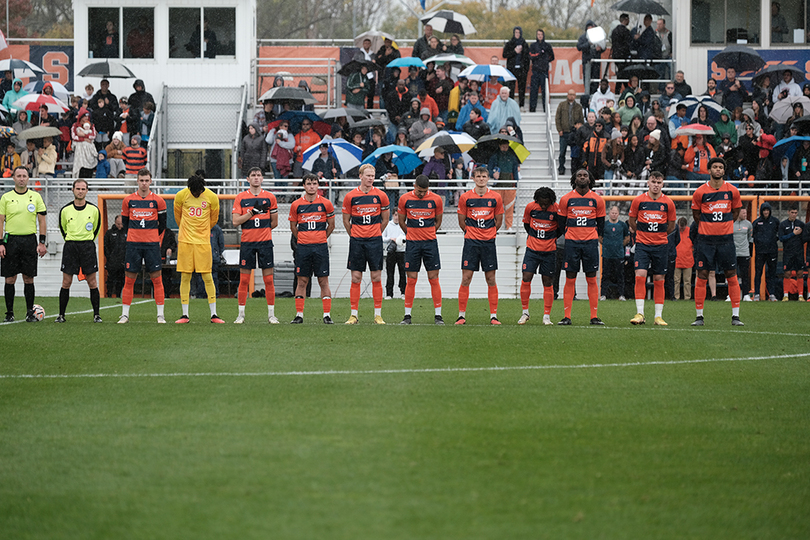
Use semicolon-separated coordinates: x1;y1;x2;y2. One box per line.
2;352;809;380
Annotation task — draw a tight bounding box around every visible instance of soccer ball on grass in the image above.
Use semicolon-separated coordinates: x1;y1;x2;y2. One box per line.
31;304;45;321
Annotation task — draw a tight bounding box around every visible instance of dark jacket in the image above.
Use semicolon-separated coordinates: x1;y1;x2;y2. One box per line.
104;224;127;268
633;25;657;60
529;37;555;73
582;125;608;178
752;202;780;253
621;144;645;178
503;27;529;74
780;218;805;253
577;21;601;64
610;23;632;60
462;117;490;140
92;104;116;134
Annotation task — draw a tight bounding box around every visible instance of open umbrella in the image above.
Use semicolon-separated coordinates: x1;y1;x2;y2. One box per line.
667;96;725;123
468;134;530;164
617;64;659;81
609;0;669;15
0;126;15;138
301;138;364;173
351;118;386;130
321;107;369;122
751;64;806;87
12;94;69;113
0;58;45;78
789;115;810;134
458;64;516;82
362;145;423;176
770;95;810;124
77;60;137;79
674;123;715;137
354;31;396;52
388;57;426;70
338;59;379;76
415;132;477;155
17;125;62;140
258;86;317;104
772;136;810;162
420;10;477;35
712;45;765;73
421;53;476;67
22;80;70;103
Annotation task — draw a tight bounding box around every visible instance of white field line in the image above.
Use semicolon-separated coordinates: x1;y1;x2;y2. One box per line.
0;299;152;326
2;352;809;380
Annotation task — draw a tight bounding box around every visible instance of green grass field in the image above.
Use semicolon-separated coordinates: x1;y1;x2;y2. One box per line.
1;296;809;539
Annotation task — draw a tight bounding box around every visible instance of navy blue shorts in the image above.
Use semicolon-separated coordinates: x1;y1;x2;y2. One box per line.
404;239;441;273
634;243;668;276
240;241;274;270
522;248;555;276
462;239;497;272
348;236;383;272
563;239;600;273
695;240;736;272
296;243;329;277
125;242;162;274
783;252;805;272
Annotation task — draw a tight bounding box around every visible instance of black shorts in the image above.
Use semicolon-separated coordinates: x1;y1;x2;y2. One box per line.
0;234;37;278
240;241;274;270
695;240;736;273
404;239;441;273
125;242;162;274
783;251;805;273
563;239;600;273
348;236;383;272
61;240;99;275
296;243;329;277
462;239;497;272
634;243;668;276
522;248;555;276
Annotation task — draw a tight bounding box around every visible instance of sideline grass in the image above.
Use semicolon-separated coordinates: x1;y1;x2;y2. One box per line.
1;298;809;539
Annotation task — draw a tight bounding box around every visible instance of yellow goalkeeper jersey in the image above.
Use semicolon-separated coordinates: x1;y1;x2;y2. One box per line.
174;188;220;244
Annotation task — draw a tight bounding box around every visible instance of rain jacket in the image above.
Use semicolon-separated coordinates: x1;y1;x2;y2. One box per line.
2;78;28;118
96;150;111;178
752;202;779;253
713;108;737;146
503;27;529;75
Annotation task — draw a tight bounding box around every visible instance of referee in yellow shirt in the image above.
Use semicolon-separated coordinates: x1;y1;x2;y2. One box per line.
0;167;47;322
173;174;222;323
57;179;102;322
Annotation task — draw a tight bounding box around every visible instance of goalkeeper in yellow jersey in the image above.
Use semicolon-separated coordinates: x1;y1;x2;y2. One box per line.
173;174;223;323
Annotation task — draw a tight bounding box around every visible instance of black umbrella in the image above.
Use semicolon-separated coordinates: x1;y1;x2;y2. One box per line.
617;64;659;81
321;107;369;122
468;134;529;164
712;45;765;72
790;116;810;134
258;86;317;104
419;10;477;35
609;0;669;15
338;60;379;76
77;59;137;78
351;118;385;132
751;64;806;87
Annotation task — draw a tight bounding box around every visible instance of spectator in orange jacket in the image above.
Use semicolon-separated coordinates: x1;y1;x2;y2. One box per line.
293;119;321;178
674;217;693;300
683;134;716;180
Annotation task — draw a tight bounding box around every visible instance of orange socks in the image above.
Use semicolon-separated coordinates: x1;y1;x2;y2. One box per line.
122;276;135;306
488;285;498;316
372;281;382;309
458;284;469;313
586;276;599;318
727;275;741;308
429;278;442;308
543;285;554;315
635;275;646;301
653;279;664;306
350;282;360;311
295;296;305;313
695;278;707;310
151;277;165;305
238;273;250;305
520;280;531;310
563;278;576;318
404;277;417;309
263;274;275;305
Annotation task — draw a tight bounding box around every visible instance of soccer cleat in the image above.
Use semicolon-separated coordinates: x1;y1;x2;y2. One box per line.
599;295;606;301
400;315;412;325
93;315;103;323
290;316;304;324
769;294;777;301
518;313;530;325
753;294;760;301
345;315;359;325
374;315;386;325
3;312;13;323
175;315;190;324
654;316;668;326
55;314;66;323
558;317;572;325
691;316;704;326
117;315;129;324
156;316;166;324
211;315;225;324
25;311;38;322
725;296;731;302
630;313;646;325
268;316;280;324
731;316;745;326
783;295;789;301
490;317;502;325
234;315;245;324
743;295;752;302
590;317;605;326
454;316;466;325
618;295;626;301
323;315;334;324
543;315;553;326
434;315;445;325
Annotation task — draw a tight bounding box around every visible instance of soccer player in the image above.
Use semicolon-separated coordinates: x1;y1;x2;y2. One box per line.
118;168;167;323
519;186;561;326
557;169;606;326
456;166;504;325
628;171;676;325
0;166;47;322
289;173;335;324
397;174;444;325
691;157;744;326
57;179;102;322
779;203;805;301
174;174;223;323
342;163;389;324
232;167;279;323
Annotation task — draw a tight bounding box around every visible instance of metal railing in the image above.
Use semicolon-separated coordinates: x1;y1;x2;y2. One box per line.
232;84;249;179
147;83;166;177
252;56;339;107
544;77;556;182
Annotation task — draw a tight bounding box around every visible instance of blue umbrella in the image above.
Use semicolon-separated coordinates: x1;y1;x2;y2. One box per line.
772;136;810;162
458;64;516;82
277;110;324;134
301;137;364;173
362;145;422;175
388;57;426;69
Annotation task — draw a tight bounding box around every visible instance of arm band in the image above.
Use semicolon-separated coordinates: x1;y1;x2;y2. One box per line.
39;234;46;244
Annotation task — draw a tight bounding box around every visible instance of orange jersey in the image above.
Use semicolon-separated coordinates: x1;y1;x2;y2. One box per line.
691;181;741;241
629;193;676;246
458;188;504;241
558;189;606;241
233;189;278;243
342;187;389;238
122;191;166;244
397;190;443;241
289;194;334;245
523;202;560;252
